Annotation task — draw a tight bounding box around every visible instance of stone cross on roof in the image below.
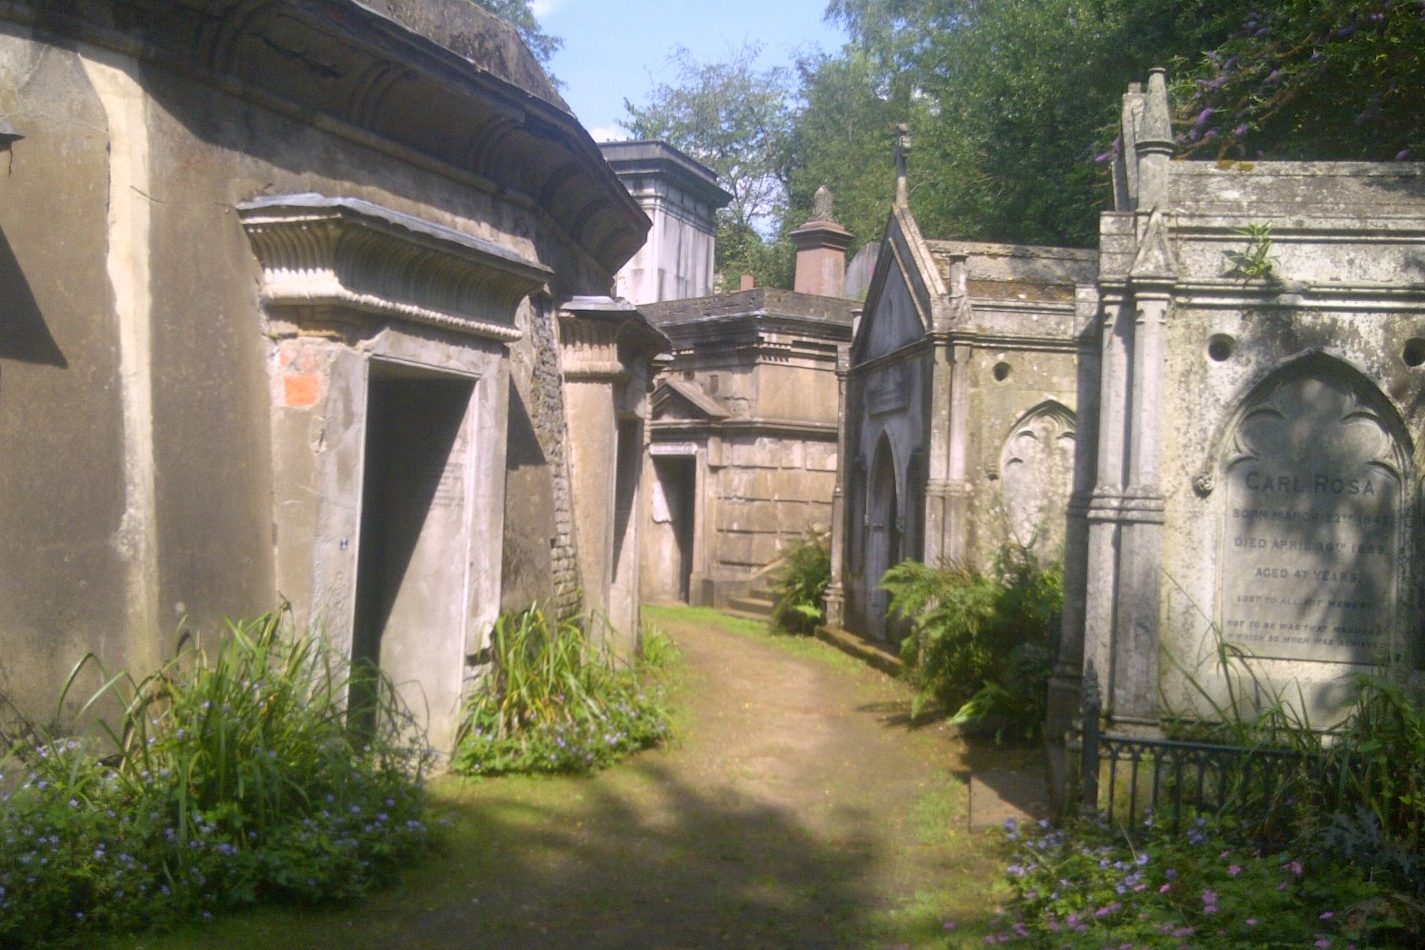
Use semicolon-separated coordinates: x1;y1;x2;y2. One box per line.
893;123;911;207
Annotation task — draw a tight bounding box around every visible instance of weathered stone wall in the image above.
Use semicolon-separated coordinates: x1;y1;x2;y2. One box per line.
0;2;644;748
711;434;838;578
502;298;582;620
643;289;853;606
1056;71;1425;738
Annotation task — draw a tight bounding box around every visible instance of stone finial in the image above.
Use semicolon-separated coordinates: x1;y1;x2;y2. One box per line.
1141;68;1172;147
789;186;854;297
1132;69;1174;210
893;123;911;207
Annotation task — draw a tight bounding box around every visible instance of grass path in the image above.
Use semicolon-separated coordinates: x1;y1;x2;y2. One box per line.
115;606;1023;948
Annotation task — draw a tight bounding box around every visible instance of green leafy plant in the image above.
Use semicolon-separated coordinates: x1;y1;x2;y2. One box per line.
769;531;831;634
1225;222;1277;280
451;606;670;776
0;611;432;947
1162;619;1425;894
880;546;1061;737
993;812;1413;948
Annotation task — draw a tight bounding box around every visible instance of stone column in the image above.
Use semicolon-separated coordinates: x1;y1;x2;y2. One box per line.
1084;291;1131;708
1112;282;1170;723
942;342;973;565
1045;285;1103;811
824;343;851;629
559;296;667;656
923;255;971;565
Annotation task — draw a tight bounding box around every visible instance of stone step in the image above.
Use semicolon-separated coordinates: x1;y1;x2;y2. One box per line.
813;624;904;677
724;594;775;618
720;605;772;624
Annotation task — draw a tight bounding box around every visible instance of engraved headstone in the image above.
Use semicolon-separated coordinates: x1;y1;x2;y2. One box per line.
1220;371;1403;663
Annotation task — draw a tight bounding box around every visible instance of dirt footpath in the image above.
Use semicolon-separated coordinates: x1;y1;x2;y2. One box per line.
121;608;1015;950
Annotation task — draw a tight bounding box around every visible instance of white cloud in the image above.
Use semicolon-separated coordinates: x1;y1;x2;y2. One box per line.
530;0;562;18
587;123;632;143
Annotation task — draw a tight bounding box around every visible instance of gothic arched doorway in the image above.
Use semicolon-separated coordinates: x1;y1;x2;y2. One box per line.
865;434;900;642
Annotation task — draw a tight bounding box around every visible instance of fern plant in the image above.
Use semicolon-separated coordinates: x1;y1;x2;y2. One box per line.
769;531;831;633
881;546;1062;738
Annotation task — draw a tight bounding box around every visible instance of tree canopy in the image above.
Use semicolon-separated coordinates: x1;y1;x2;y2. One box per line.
622;1;1424;288
1175;0;1425;162
622;44;797;286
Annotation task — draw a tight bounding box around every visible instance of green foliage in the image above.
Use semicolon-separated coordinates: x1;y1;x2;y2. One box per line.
467;0;562;67
1175;0;1425;162
769;532;831;634
784;48;911;254
0;612;431;947
880;548;1061;737
451;607;671;776
805;1;1250;248
994;813;1412;947
1164;630;1425;896
1224;222;1277;279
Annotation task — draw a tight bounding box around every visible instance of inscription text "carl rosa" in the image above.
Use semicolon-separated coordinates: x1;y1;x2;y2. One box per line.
1243;472;1378;495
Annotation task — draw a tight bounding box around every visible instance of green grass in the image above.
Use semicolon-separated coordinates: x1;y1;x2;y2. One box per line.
109;605;1021;949
643;604;867;675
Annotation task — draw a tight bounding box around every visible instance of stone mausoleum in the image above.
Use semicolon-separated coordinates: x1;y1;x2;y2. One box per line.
638;193;857;609
0;0;660;754
827;152;1097;642
600;140;731;306
1047;72;1425;789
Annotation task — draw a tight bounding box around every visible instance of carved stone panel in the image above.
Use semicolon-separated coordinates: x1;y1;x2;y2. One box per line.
1220;370;1404;664
1000;403;1076;555
866;362;911;416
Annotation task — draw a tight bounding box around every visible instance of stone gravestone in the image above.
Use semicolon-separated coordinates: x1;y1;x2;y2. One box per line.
1219;371;1403;665
1048;69;1425;782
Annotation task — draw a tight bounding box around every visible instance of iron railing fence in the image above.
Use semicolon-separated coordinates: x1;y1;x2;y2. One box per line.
1083;727;1306;834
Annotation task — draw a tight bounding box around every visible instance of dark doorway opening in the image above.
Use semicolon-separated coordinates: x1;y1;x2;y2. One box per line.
654;456;697;602
350;367;474;736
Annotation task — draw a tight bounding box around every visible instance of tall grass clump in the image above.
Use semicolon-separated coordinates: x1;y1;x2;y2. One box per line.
881;545;1061;738
0;611;432;947
451;606;671;776
769;530;830;634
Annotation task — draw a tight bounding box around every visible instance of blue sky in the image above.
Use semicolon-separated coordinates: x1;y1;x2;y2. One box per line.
533;0;848;141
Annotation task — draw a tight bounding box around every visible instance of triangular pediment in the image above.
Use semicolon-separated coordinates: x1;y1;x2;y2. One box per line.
852;205;943;365
652;378;729;421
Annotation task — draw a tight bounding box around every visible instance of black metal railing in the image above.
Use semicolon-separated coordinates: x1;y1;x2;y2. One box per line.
1081;699;1307;836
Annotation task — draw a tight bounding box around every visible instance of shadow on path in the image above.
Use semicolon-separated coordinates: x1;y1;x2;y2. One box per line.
405;758;881;948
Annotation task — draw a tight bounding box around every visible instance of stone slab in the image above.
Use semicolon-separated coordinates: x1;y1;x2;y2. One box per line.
968;769;1050;833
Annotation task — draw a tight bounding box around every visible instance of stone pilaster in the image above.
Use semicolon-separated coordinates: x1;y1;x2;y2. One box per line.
824;343;851;628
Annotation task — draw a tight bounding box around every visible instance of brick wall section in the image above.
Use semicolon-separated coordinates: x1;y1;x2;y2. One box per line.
525;299;583;620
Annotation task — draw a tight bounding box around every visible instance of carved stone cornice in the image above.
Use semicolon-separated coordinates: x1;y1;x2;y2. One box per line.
238;194;550;341
6;0;649;274
558;295;669;382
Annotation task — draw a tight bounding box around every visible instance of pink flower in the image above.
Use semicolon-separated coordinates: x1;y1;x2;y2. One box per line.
1319;911;1335;920
1246;918;1258;927
1228;864;1242;876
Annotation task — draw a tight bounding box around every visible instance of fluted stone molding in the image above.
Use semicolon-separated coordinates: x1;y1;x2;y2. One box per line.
557;295;653;382
238;194;550;340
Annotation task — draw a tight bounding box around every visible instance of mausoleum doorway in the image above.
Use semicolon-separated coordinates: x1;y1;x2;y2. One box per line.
866;435;900;642
351;364;477;742
650;455;697;602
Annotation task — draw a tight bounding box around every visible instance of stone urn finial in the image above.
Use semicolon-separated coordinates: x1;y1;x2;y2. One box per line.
812;185;835;222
